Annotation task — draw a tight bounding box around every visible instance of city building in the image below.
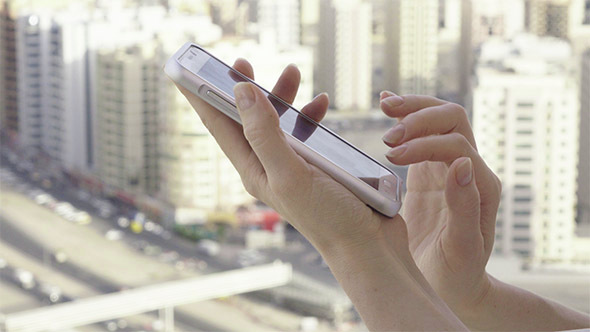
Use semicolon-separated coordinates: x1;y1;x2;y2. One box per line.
473;35;579;262
43;13;91;171
437;0;463;103
300;0;320;47
469;0;525;45
525;0;570;39
578;49;590;227
317;0;372;111
258;0;299;49
13;9;92;171
94;42;164;196
384;0;438;96
0;1;18;135
15;13;49;157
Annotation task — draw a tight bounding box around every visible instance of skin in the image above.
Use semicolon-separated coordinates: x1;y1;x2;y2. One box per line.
172;59;589;331
380;92;590;331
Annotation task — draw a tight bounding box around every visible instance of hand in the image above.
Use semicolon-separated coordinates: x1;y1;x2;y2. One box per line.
173;59;411;259
379;91;502;318
173;61;471;331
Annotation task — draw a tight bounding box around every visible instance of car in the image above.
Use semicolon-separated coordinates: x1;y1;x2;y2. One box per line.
144;221;155;232
13;268;35;289
55;202;74;216
73;211;91;225
105;229;123;241
35;193;56;206
52;249;68;263
117;217;130;228
39;283;62;303
197;239;221;257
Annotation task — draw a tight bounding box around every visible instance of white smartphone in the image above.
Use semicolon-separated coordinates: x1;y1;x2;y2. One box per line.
164;42;402;217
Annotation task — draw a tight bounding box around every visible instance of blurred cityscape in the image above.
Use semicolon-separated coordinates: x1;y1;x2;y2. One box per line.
0;0;589;331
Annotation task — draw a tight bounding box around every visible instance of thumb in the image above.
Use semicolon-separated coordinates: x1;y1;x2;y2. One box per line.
444;157;482;247
234;82;303;181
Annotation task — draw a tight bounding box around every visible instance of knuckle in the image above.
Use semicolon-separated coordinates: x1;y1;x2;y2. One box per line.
242;179;258;197
243;123;270;148
448;132;472;155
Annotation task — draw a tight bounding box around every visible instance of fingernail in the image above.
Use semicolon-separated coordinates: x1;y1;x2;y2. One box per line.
456;158;473;187
381;96;404;108
386;144;407;159
380;91;395;99
234;82;256;110
382;124;406;145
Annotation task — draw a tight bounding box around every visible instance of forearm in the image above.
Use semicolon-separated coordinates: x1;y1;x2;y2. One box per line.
319;223;468;331
461;274;590;331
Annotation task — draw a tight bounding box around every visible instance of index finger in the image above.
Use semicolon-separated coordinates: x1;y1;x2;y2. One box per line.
380;92;447;118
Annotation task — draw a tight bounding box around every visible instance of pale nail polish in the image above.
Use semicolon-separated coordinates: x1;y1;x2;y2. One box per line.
386;144;408;159
382;96;404;108
382;124;406;145
456;158;473;187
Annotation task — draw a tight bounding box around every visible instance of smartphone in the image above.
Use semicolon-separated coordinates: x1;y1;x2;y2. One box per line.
164;42;402;217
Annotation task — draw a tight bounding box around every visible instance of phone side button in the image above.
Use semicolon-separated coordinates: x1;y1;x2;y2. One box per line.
206;90;237;114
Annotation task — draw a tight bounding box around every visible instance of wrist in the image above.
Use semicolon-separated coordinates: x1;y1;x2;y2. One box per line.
454;272;497;330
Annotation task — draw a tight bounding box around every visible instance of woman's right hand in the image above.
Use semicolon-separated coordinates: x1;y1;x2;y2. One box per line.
379;91;502;325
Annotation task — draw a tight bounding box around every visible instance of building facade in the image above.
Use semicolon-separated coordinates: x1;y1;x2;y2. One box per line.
94;43;164;195
258;0;299;49
578;49;590;227
317;0;372;111
473;35;579;262
0;1;18;135
384;0;438;96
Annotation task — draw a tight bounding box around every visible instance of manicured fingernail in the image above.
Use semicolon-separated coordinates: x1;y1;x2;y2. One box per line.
234;82;256;110
382;124;406;145
380;91;395;99
386;144;407;159
456;158;473;187
381;96;404;108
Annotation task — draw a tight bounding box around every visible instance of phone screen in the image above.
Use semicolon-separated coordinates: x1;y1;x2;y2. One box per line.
178;45;400;197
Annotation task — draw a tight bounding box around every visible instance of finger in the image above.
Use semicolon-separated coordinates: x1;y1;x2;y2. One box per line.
300;93;329;122
380;92;446;118
443;157;483;250
385;132;494;197
382;103;476;148
174;59;268;197
234;82;305;184
233;58;254;79
386;133;501;230
271;64;301;104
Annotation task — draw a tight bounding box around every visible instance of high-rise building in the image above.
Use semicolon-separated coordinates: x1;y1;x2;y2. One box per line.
569;0;590;58
15;13;48;156
44;13;91;171
469;0;525;45
437;0;463;103
258;0;299;49
94;42;164;195
473;35;579;262
526;0;570;39
14;10;92;170
317;0;372;111
301;0;320;47
0;1;18;135
384;0;438;96
578;49;590;227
